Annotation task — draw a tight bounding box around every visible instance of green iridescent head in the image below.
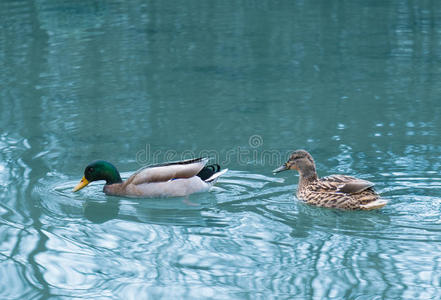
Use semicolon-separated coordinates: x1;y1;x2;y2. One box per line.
73;160;122;192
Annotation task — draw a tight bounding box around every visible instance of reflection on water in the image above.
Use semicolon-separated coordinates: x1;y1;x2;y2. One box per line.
2;0;441;298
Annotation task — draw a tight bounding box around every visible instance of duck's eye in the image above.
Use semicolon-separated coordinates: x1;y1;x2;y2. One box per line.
89;167;94;173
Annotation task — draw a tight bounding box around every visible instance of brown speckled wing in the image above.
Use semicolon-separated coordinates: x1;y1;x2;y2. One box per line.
336;180;374;194
321;175;374;194
298;175;382;210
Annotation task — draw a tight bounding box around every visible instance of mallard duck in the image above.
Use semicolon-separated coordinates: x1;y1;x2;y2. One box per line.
273;150;387;210
73;158;227;198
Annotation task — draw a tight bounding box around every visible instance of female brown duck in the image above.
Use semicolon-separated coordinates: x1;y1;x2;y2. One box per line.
273;150;387;210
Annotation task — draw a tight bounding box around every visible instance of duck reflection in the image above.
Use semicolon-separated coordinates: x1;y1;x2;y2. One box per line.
83;200;120;224
288;200;391;239
82;194;221;226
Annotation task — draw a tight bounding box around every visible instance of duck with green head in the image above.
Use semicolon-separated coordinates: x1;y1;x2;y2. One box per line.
73;158;227;198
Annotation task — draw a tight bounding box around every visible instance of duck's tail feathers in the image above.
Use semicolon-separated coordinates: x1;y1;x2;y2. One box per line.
204;168;228;184
196;164;220;181
196;163;228;184
360;199;388;210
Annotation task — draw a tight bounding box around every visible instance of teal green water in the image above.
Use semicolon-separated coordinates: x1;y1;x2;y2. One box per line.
2;0;441;299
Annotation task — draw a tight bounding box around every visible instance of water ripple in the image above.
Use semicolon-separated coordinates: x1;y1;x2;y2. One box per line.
14;156;441;299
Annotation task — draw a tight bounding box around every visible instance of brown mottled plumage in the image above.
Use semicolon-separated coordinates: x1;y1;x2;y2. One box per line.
273;150;387;210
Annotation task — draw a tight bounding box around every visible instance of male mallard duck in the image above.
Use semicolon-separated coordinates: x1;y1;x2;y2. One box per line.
273;150;387;210
73;158;227;198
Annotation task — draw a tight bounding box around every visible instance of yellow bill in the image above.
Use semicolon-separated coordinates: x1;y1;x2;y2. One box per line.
73;176;90;192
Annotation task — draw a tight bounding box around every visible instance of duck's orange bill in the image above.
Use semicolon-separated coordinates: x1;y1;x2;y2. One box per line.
73;176;89;192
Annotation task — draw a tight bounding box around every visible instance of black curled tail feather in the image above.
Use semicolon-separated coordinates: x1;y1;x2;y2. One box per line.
196;164;221;181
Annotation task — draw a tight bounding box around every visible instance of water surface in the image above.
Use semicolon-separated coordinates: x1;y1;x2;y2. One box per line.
1;0;441;299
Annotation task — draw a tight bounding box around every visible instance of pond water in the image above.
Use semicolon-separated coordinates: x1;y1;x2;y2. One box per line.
1;0;441;299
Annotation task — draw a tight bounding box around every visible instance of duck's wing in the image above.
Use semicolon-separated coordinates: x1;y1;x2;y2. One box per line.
125;158;209;186
319;175;374;194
